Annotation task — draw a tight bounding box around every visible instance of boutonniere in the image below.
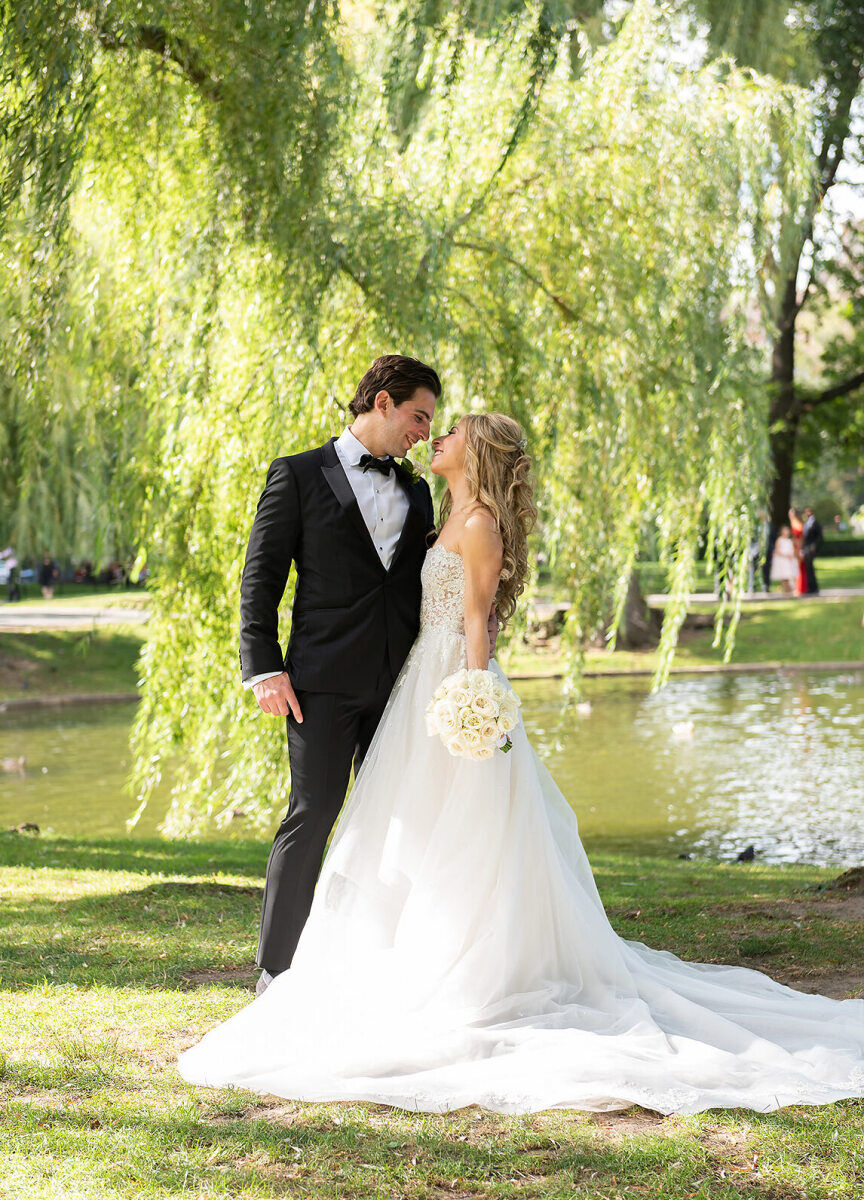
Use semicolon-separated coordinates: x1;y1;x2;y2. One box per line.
395;457;423;485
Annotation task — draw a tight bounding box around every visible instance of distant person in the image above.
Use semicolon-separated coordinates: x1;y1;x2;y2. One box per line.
801;507;823;595
770;525;798;595
1;545;22;603
761;517;776;592
788;508;808;596
38;553;59;599
748;511;770;594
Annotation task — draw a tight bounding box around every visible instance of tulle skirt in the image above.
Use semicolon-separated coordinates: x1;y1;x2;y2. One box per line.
177;628;864;1115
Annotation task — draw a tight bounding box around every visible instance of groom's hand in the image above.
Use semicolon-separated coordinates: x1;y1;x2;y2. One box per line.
252;672;304;722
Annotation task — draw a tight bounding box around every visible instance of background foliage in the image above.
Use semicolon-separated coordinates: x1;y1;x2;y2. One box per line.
0;1;818;832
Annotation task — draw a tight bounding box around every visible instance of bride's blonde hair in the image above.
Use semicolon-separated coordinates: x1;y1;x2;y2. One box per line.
439;412;537;624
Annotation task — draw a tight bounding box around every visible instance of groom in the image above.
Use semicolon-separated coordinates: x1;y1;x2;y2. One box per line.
239;355;441;993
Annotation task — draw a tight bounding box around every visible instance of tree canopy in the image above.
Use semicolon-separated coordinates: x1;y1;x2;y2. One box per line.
0;1;816;832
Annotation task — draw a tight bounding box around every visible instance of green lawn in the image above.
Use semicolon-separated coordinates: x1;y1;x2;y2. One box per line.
2;600;863;704
1;831;862;1198
635;555;864;595
0;628;144;702
501;598;864;678
2;584;150;608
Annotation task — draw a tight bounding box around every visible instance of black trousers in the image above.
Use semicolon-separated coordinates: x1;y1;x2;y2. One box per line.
256;670;395;972
803;551;819;594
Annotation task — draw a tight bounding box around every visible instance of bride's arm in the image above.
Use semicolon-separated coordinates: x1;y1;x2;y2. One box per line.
460;513;503;670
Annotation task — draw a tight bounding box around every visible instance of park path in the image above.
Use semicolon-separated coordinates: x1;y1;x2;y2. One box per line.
3;587;864;632
645;586;864;606
0;605;150;631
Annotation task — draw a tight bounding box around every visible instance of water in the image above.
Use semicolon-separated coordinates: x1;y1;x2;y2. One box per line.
1;671;862;865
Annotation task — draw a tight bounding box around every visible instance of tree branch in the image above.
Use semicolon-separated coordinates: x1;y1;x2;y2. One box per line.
95;23;222;102
451;238;596;327
797;369;864;413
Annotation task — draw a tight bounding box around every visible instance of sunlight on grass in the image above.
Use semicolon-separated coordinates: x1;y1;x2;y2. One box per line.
1;835;862;1197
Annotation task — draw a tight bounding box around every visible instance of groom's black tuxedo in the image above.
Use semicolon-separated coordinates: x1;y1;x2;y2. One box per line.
240;437;434;692
239;436;436;972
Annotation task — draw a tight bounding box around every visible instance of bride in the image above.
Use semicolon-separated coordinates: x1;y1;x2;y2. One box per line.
178;412;864;1116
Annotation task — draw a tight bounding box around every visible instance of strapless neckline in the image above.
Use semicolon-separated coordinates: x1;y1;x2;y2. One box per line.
430;543;462;562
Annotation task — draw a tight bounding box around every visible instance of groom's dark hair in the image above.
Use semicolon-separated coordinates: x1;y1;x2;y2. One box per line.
349;354;441;417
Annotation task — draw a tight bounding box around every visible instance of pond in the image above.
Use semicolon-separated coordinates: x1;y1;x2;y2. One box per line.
1;670;862;865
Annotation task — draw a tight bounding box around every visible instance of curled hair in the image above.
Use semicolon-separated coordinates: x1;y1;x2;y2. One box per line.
349;354;441;416
439;412;537;624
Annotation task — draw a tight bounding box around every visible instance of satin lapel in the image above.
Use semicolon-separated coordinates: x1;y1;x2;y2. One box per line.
320;438;385;569
388;477;427;572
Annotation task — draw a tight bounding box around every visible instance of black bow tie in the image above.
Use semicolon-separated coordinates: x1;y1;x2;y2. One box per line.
359;453;394;476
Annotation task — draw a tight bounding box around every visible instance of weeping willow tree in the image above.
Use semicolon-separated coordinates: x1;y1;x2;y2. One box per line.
0;1;813;833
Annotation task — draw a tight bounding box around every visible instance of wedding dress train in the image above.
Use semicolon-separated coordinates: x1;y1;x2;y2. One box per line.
177;544;864;1115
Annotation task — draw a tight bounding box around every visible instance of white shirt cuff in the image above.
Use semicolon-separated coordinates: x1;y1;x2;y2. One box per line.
243;670;284;689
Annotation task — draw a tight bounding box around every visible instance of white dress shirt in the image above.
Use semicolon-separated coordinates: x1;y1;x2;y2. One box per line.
243;428;411;689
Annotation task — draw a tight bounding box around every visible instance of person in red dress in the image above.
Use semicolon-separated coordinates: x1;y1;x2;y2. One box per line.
788;508;808;597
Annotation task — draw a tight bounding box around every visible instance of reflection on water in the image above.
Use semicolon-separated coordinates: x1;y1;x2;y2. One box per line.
0;705;171;839
1;671;862;865
521;671;864;865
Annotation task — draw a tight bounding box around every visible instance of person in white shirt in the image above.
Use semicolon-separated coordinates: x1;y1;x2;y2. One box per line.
238;355;443;993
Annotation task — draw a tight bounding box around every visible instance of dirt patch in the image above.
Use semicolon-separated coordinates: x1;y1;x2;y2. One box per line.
769;966;863;999
809;866;864;895
178;966;258;989
208;1099;304;1125
0;651;38;692
726;894;864;923
586;1108;676;1138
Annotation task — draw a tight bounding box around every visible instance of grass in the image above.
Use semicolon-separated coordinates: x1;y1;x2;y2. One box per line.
0;628;144;702
634;555;864;595
1;570;863;705
2;585;150;609
501;598;864;678
0;831;862;1198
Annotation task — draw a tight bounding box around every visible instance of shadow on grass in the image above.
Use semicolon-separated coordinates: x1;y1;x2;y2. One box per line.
6;1083;862;1198
0;832;269;878
1;876;265;992
0;1091;711;1199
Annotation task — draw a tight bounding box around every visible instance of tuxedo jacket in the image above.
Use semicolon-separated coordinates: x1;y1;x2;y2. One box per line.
239;437;436;693
802;519;823;556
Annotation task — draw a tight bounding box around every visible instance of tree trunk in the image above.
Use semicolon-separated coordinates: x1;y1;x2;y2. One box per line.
616;570;660;649
768;275;799;530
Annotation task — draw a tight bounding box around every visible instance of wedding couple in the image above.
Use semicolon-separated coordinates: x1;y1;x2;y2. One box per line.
178;354;864;1116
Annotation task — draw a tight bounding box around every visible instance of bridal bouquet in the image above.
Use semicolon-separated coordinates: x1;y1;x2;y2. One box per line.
425;668;521;760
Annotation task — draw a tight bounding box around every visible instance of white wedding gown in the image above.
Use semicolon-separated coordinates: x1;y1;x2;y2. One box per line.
177;544;864;1115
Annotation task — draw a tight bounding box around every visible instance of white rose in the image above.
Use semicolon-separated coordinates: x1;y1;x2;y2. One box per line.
450;668;470;689
446;731;469;756
451;687;471;708
462;710;483;730
434;699;460;734
461;728;482;749
479;719;499;742
473;744;495;760
471;692;498;718
499;710;517;733
502;691;521;717
475;672;496;694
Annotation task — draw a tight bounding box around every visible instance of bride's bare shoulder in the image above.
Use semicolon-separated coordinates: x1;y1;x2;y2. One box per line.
460;506;502;564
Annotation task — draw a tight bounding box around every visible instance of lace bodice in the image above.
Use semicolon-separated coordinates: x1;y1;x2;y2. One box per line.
419;544;465;636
